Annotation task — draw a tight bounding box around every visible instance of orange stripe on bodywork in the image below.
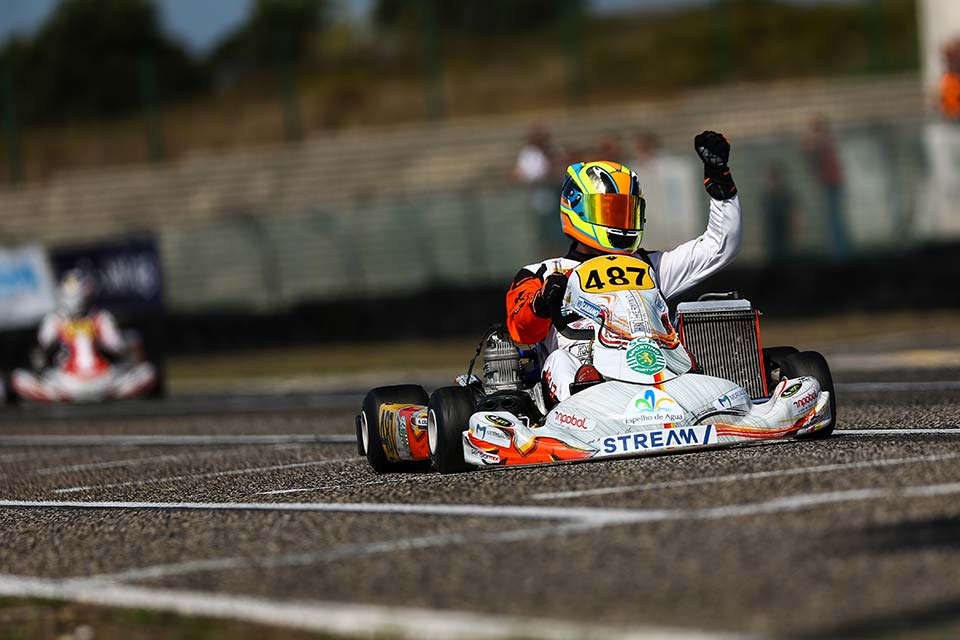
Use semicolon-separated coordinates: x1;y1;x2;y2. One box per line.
469;432;593;466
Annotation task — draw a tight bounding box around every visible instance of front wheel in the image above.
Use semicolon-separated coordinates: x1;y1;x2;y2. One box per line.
428;386;476;474
763;346;799;391
780;351;836;439
360;385;429;473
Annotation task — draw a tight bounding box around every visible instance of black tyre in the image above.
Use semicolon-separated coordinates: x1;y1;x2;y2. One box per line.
360;384;429;474
763;346;799;391
355;414;366;457
780;351;836;439
428;386;476;474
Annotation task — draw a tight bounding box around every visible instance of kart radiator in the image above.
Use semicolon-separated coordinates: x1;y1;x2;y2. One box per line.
676;299;768;399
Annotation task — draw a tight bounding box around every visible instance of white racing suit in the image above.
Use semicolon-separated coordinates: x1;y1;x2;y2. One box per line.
506;195;742;402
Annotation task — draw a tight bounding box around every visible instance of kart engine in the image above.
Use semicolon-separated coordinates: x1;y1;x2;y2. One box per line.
481;328;523;393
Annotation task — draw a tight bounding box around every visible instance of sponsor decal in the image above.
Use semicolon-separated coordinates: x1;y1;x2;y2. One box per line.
0;245;57;330
601;424;717;455
654;295;668;315
52;237;164;308
623;388;685;426
544;369;559;402
713;387;750;411
792;391;817;412
552;411;596;431
378;406;400;462
570;342;592;360
485;414;513;428
570;318;594;330
396;412;410;454
412;412;429;430
624;292;647;334
472;423;512;448
0;259;41;294
625;338;666;375
476;449;501;464
780;382;803;398
574;297;604;320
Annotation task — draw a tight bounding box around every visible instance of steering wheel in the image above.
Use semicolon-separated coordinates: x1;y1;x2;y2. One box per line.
549;293;595;341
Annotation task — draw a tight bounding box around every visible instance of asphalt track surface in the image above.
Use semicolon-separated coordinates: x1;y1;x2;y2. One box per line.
1;368;959;638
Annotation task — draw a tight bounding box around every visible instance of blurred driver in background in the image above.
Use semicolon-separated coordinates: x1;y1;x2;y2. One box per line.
505;131;742;404
36;269;130;373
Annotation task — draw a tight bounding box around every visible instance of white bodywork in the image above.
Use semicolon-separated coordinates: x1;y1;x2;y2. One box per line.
11;362;157;403
462;256;832;468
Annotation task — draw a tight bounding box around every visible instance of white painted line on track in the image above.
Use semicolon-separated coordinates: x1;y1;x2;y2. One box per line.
0;499;649;523
902;481;960;497
34;444;306;476
0;574;727;640
35;454;186;475
253;478;393;496
52;459;350;494
0;434;354;447
837;428;960;436
6;480;960;523
531;452;960;500
837;380;960;392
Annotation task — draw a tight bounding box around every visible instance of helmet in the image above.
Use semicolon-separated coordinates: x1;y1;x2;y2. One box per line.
57;269;96;317
559;161;646;254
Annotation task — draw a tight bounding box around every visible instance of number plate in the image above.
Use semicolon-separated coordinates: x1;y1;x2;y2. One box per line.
576;255;654;293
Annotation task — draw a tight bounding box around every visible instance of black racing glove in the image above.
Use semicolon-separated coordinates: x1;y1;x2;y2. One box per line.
694;130;737;200
532;272;567;319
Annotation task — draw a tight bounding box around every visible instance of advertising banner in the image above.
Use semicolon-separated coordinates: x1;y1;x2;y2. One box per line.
50;236;165;312
0;245;57;330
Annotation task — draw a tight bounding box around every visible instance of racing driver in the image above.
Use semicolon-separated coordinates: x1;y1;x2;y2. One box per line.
40;270;130;366
11;269;156;401
506;131;741;403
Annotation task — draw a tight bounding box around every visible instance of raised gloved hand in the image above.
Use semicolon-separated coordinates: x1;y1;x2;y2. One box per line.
694;130;737;200
532;272;567;318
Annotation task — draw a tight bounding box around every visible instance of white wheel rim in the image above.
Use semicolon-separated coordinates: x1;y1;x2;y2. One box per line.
361;412;370;453
428;409;438;455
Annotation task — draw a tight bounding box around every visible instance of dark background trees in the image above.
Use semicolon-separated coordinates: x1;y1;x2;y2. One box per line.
0;0;205;125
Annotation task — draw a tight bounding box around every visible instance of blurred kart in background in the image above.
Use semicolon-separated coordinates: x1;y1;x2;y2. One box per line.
358;255;835;474
7;328;156;404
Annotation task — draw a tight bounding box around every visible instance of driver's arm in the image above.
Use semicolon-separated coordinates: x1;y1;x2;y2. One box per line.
649;194;741;300
506;269;552;345
648;131;742;300
37;314;61;366
505;267;567;344
94;310;128;355
37;314;59;349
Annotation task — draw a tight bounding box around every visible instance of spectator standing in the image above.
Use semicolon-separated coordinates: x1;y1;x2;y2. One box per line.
803;116;850;259
940;39;960;121
761;164;795;260
628;132;700;250
512;126;563;254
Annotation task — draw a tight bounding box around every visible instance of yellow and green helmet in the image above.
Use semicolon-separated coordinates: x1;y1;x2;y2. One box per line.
559;161;646;254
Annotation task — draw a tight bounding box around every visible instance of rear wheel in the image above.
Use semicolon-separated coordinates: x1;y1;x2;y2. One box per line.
780;351;836;439
360;385;429;473
355;414;366;456
428;386;476;474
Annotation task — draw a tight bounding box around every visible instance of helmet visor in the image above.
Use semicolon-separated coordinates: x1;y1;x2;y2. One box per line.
582;193;645;230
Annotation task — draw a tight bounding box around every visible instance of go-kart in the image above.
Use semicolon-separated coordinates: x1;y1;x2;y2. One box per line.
357;254;835;474
9;329;156;404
